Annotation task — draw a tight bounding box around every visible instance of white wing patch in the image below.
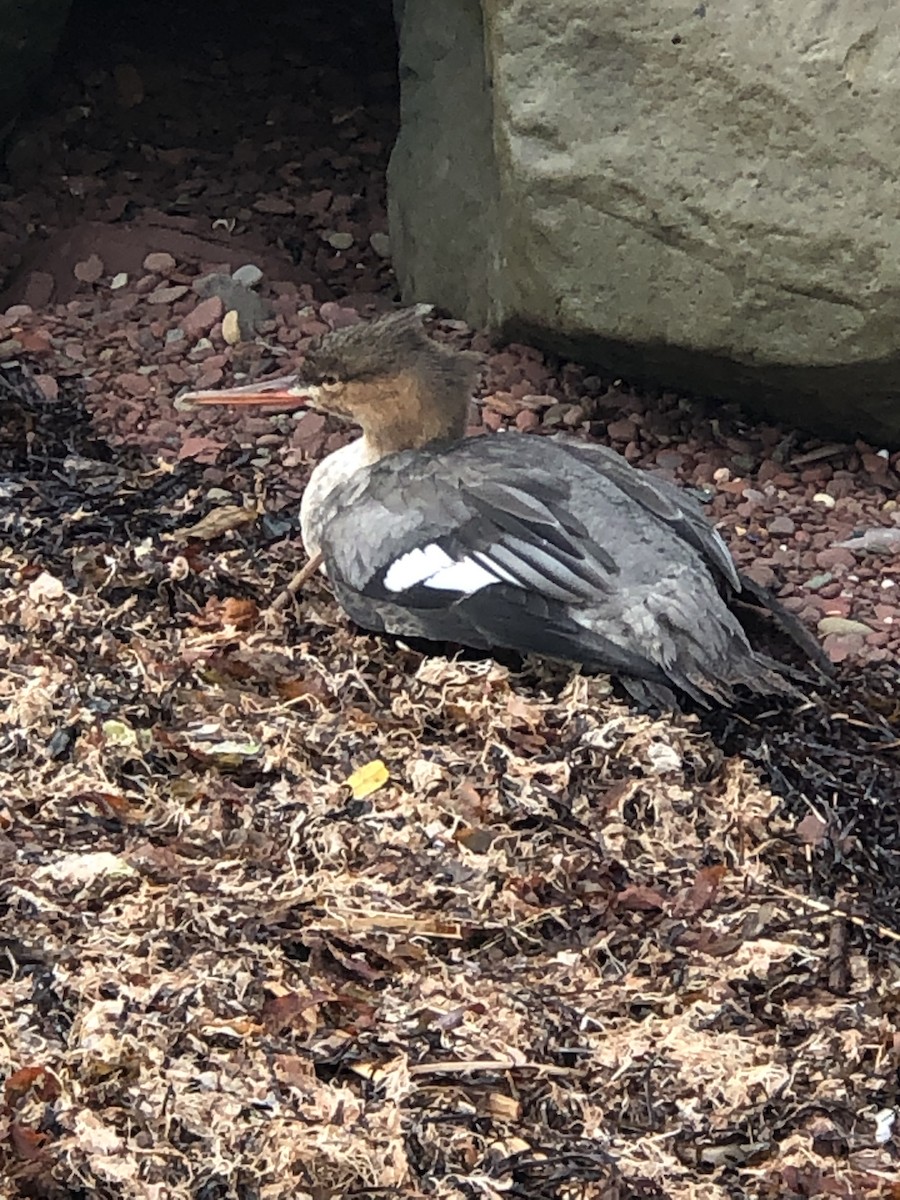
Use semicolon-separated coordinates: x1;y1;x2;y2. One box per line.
383;542;510;596
425;559;499;593
383;543;454;591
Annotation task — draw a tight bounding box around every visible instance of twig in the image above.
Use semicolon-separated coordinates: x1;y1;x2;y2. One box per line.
271;550;325;611
766;882;900;945
407;1059;574;1077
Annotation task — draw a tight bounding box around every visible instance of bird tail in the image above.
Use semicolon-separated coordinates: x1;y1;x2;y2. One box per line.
733;571;835;680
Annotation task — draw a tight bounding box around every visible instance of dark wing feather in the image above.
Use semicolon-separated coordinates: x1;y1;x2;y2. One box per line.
558;438;741;590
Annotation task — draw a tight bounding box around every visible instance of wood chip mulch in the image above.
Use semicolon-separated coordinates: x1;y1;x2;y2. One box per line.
1;367;899;1200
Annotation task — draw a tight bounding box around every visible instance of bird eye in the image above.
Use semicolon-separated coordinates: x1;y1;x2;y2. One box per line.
321;373;339;387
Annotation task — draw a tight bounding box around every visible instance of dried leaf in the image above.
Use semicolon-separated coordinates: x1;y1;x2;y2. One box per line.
346;759;389;799
34;851;137;890
5;1065;60;1106
10;1123;47;1160
221;597;259;628
173;504;257;542
26;571;64;602
506;693;542;728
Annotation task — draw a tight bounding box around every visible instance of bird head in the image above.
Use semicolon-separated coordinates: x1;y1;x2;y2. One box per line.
180;309;482;457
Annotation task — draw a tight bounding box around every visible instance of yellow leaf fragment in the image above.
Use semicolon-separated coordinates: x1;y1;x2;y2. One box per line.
346;759;389;799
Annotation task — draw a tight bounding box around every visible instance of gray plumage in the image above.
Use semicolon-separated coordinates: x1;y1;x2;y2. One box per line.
314;433;800;708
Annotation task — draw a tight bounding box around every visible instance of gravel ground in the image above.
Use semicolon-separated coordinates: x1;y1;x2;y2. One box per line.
1;2;900;1197
2;0;897;669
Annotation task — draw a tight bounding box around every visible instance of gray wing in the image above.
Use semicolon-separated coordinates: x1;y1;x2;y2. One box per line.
314;437;761;703
556;437;741;591
320;442;625;608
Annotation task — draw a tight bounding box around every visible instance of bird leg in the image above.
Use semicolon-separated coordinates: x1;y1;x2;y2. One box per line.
271;550;325;612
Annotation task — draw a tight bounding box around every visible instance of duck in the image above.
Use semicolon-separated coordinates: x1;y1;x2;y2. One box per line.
180;308;825;709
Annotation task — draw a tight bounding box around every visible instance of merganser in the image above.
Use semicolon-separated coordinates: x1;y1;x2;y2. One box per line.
181;309;821;709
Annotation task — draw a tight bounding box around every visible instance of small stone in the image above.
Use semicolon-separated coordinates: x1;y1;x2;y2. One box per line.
768;516;796;536
253;195;295;215
74;254;104;284
117;372;151;398
148;284;189;305
181;296;224;339
195;365;223;389
542;403;571;427
110;272;129;290
515;409;541;432
165;328;185;345
817;616;874;636
813;492;836;508
369;232;391;257
35;374;59;400
178;436;226;464
318;301;361;330
325;231;354;251
743;562;776;590
143;251;176;273
290;412;328;451
231;263;264;288
23;272;55;307
815;547;856;572
803;572;834;591
656;449;685;471
19;329;52;354
191;275;271;337
606;417;637;441
821;633;865;664
222;310;241;345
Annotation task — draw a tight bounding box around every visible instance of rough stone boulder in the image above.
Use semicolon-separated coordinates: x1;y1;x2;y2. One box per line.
388;0;900;444
0;0;72;146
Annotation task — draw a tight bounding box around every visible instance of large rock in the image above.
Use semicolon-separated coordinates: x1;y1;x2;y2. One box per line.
0;0;72;145
389;1;900;444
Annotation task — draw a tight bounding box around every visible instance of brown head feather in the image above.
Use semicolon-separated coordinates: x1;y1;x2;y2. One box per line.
297;310;482;458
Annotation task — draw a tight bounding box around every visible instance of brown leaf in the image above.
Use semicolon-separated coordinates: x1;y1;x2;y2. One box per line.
505;693;543;728
221;597;259;629
275;675;333;703
5;1065;60;1106
617;884;667;912
262;988;330;1034
673;864;727;919
70;791;138;820
10;1123;48;1160
272;1053;316;1089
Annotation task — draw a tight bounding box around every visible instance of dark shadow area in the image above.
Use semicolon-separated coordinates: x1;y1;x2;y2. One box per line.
0;0;399;304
